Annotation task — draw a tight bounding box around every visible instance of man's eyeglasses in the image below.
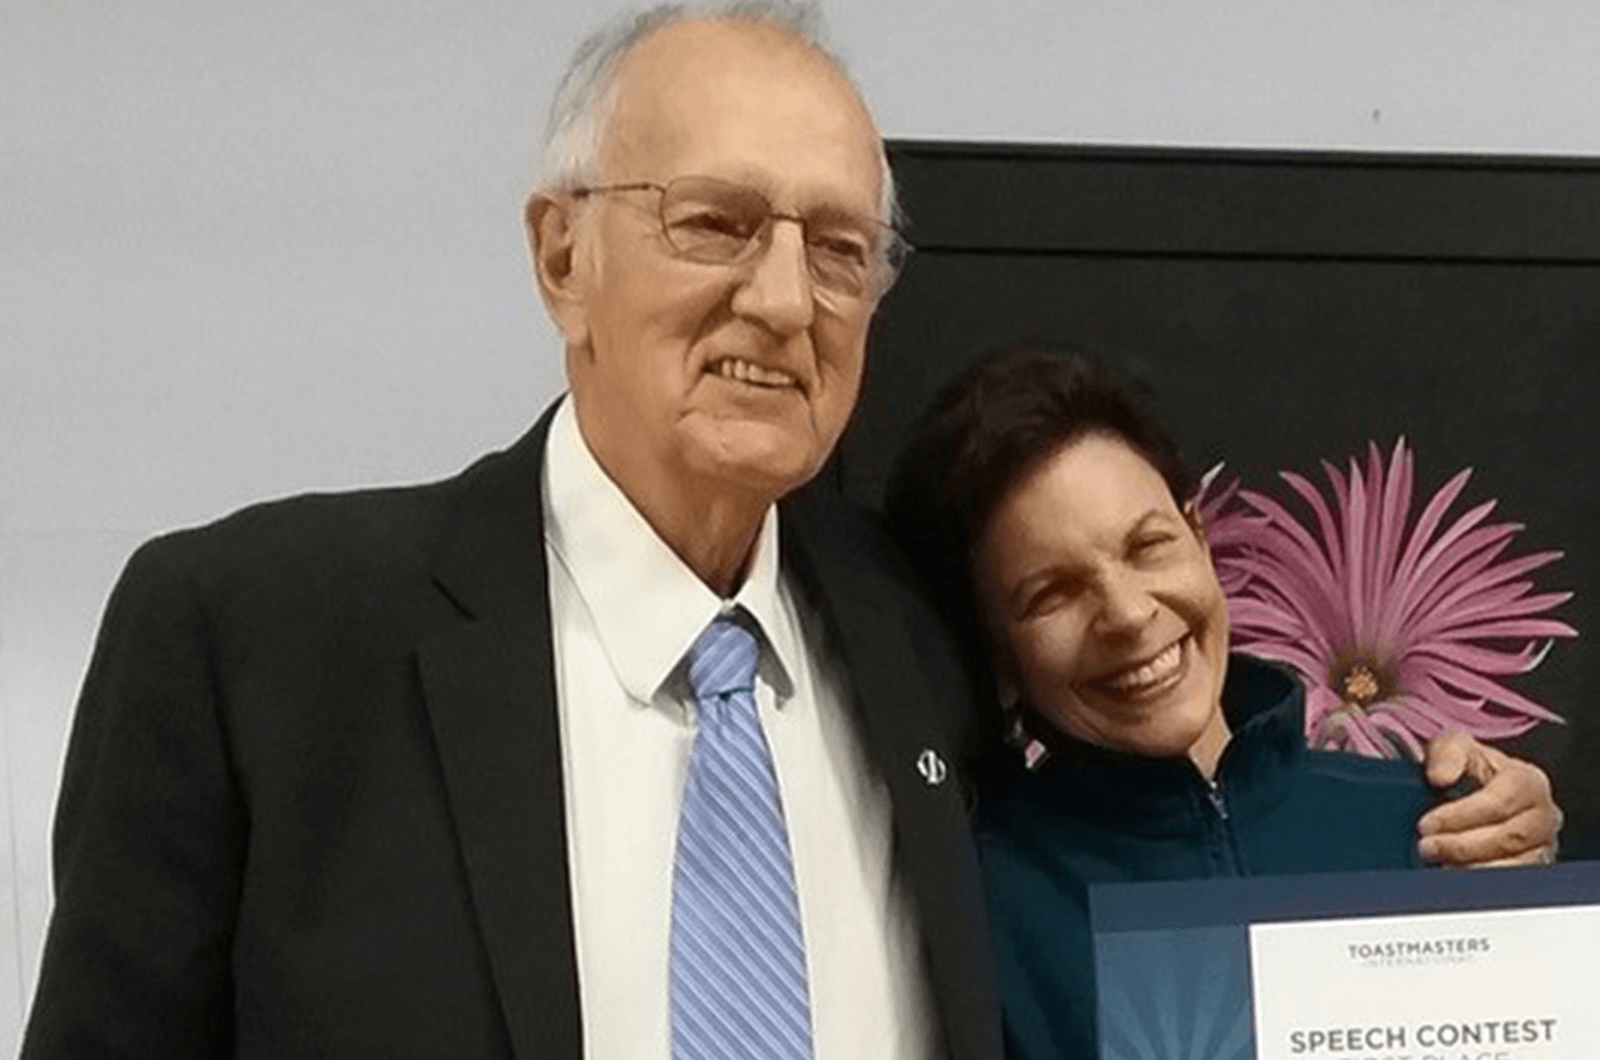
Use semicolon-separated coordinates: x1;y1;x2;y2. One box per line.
570;175;909;299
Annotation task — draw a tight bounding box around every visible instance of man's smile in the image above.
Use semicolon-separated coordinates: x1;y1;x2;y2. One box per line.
710;356;801;389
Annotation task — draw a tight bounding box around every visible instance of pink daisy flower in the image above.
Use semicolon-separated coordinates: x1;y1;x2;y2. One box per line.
1199;440;1575;760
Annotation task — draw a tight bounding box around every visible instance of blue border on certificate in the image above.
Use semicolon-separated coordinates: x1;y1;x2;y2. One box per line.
1088;861;1600;1060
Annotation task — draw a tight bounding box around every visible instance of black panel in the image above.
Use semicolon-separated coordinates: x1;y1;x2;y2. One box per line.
837;140;1600;857
890;142;1600;261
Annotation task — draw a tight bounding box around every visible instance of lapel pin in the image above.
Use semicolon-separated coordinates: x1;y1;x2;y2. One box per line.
916;748;947;786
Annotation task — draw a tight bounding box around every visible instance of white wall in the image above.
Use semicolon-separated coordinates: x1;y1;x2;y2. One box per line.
4;0;1598;1048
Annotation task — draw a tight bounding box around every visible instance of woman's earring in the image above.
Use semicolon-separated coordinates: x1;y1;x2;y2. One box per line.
1002;700;1051;772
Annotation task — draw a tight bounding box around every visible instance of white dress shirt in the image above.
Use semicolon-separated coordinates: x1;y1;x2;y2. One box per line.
542;399;935;1060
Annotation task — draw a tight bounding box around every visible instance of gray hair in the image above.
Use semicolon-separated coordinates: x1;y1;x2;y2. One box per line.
534;0;899;223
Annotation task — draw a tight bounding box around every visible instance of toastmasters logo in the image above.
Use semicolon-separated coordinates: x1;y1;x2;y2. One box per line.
1346;934;1491;968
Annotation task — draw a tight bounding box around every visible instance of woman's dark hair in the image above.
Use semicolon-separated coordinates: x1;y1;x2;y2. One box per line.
884;345;1194;673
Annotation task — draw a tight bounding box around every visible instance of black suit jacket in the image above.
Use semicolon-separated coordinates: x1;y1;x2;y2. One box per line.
23;407;1002;1060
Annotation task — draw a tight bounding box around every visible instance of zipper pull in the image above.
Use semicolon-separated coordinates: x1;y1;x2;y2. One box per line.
1205;777;1228;820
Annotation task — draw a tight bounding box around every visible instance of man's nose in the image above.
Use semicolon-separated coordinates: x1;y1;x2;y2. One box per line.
730;218;815;335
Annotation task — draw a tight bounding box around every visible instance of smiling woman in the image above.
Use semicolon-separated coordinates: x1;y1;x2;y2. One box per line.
975;431;1233;777
885;345;1437;1060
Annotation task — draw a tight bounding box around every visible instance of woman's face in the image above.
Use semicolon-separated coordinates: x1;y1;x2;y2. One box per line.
975;432;1232;773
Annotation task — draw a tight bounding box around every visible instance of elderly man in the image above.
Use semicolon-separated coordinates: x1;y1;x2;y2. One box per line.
22;3;1558;1060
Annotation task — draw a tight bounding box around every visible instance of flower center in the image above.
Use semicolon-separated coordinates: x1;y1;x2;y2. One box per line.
1341;664;1382;706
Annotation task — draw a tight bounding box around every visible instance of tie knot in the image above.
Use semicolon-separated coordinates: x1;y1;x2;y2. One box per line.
686;614;759;700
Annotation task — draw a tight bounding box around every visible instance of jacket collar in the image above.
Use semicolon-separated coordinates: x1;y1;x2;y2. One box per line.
1016;654;1306;837
416;403;583;1060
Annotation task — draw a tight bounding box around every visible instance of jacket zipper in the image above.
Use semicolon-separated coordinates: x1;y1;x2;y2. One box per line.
1205;777;1228;820
1203;776;1247;874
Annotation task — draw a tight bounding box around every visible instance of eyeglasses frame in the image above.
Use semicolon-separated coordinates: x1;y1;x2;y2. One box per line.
567;176;911;299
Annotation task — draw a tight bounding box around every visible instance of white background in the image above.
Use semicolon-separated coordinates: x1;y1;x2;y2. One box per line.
5;0;1600;1049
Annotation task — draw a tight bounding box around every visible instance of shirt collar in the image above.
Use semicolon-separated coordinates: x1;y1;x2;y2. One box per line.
543;397;799;706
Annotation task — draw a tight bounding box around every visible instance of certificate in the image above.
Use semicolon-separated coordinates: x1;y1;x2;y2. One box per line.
1089;861;1600;1060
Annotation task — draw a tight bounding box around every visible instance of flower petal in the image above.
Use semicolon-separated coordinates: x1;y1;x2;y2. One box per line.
1412;588;1574;641
1437;618;1576;641
1406;638;1557;676
1368;708;1428;760
1392;673;1535;739
1396;508;1509;628
1389;466;1475;604
1415;656;1565;725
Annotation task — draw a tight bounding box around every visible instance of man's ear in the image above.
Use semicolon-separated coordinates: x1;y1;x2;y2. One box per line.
525;192;590;348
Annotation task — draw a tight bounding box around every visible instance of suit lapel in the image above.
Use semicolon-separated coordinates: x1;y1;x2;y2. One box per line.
416;406;584;1060
781;493;1002;1060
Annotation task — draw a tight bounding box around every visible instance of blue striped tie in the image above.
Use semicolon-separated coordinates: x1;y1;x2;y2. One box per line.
670;613;812;1060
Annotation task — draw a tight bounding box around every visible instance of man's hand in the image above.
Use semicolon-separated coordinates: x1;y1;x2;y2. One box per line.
1417;730;1562;867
